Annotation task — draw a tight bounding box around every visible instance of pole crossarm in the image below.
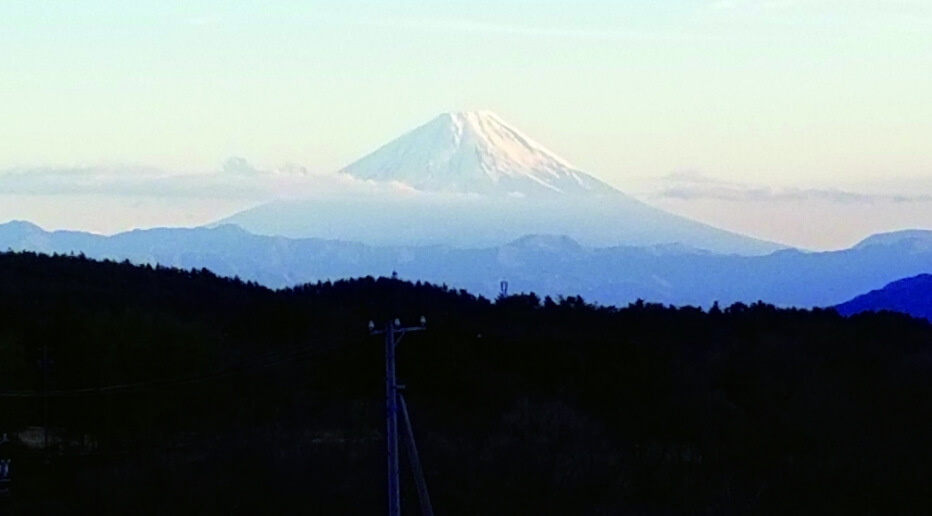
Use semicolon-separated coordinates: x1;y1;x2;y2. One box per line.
369;326;426;336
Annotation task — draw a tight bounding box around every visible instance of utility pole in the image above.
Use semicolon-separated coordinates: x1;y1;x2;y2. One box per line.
0;433;10;501
369;316;433;516
39;345;52;452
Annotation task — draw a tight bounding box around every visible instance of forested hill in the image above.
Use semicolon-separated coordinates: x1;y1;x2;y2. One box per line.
2;250;932;515
837;273;932;321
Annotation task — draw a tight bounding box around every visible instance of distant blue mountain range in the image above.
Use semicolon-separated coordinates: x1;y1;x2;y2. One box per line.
2;220;931;308
836;274;932;322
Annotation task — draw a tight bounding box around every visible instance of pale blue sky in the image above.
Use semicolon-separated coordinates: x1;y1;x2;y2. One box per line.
3;1;930;182
1;1;931;246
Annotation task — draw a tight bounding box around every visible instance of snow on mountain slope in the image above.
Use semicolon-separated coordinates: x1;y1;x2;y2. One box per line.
340;111;617;196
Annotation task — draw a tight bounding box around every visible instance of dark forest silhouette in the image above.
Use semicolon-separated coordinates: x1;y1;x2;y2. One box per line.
1;250;931;514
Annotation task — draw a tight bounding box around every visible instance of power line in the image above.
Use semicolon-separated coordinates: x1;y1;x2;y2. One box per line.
0;336;369;460
0;336;361;399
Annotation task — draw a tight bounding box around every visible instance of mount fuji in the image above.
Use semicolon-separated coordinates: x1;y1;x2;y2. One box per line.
218;111;785;255
341;110;616;197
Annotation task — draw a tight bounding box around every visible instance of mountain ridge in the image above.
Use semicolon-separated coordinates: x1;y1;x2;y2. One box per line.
854;229;932;249
4;220;931;308
836;274;932;321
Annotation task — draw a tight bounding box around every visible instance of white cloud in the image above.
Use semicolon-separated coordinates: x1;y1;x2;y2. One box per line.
349;15;739;43
183;14;227;26
0;161;379;200
0;159;496;204
634;171;932;250
649;171;932;204
707;0;932;17
0;159;459;235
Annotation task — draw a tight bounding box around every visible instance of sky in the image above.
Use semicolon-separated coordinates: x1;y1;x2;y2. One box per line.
1;0;931;249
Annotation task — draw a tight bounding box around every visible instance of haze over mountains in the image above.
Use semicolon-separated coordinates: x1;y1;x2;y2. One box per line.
4;220;931;309
3;111;929;316
219;111;784;255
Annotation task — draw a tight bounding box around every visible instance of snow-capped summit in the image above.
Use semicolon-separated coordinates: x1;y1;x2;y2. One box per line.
340;111;617;196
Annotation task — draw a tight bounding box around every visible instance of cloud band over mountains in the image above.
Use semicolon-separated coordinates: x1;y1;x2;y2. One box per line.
0;159;390;200
652;171;932;204
4;163;930;206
